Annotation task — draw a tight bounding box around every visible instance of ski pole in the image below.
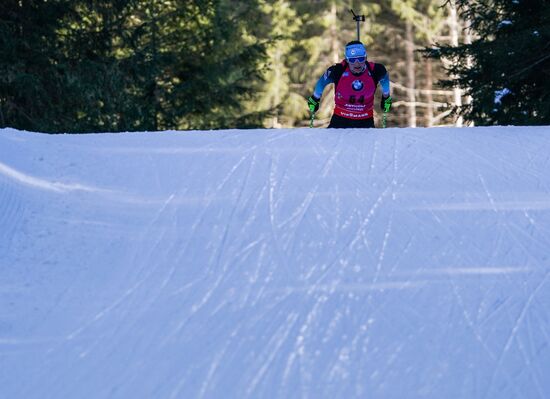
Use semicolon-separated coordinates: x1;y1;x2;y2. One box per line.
309;111;315;128
382;110;387;128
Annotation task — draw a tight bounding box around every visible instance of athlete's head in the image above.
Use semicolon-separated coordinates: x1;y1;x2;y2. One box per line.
345;41;367;75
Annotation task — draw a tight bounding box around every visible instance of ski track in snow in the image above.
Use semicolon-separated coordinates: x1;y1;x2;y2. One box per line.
0;160;110;194
1;126;550;398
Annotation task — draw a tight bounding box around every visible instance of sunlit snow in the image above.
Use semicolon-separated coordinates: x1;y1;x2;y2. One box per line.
1;126;550;398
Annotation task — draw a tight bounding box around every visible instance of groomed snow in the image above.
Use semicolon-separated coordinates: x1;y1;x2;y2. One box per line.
1;126;550;398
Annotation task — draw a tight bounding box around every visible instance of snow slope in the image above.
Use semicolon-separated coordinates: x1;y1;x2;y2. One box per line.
1;126;550;399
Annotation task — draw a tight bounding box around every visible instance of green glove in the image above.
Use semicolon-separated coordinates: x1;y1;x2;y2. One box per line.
308;96;320;113
381;95;392;112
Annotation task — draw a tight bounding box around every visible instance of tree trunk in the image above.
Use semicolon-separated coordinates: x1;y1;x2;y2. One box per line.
463;7;474;126
331;1;339;63
405;20;416;127
425;58;434;127
272;45;282;128
449;2;463;127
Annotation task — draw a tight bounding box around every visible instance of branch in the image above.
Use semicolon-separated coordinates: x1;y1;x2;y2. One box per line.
432;109;454;123
507;53;550;79
391;81;454;96
393;100;449;108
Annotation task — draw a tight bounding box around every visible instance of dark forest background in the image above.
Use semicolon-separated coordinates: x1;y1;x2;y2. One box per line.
1;0;549;133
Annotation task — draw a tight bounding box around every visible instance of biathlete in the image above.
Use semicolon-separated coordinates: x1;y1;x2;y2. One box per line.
308;41;392;128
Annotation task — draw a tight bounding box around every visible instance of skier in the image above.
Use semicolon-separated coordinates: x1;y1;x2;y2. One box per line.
307;41;392;128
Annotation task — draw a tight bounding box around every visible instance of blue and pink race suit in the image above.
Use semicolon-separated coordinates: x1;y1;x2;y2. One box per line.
313;60;390;120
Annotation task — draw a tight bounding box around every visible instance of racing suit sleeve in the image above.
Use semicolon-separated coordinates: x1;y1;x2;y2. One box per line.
312;66;338;99
373;63;390;97
379;72;390;97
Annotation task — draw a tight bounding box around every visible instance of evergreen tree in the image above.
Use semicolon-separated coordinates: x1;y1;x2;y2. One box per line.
387;0;453;127
242;0;302;128
0;0;73;131
426;0;550;125
0;0;268;132
170;0;268;130
57;0;146;132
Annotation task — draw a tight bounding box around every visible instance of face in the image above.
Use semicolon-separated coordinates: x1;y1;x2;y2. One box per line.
348;57;366;74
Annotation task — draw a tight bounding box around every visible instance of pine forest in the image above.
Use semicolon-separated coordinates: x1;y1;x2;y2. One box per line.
1;0;549;132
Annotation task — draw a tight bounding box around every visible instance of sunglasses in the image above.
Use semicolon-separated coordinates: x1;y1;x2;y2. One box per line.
347;57;365;63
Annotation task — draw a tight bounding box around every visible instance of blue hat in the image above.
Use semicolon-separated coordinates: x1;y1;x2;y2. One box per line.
345;42;367;59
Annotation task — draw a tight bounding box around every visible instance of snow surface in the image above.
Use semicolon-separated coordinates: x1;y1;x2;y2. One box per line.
1;126;550;398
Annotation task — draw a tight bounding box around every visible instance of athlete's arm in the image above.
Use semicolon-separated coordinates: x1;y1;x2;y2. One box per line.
373;64;390;96
313;65;340;99
380;73;390;97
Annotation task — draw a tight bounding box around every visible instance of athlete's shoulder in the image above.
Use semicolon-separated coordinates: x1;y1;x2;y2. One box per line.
324;60;347;82
329;60;347;74
371;62;388;79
